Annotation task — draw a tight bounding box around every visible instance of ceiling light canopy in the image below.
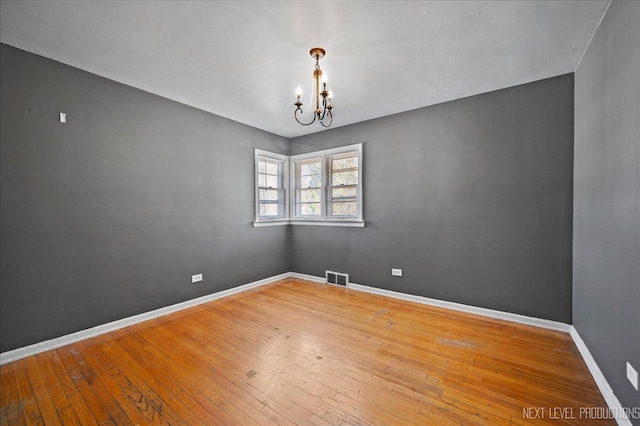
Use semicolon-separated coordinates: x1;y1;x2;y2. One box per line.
294;47;334;128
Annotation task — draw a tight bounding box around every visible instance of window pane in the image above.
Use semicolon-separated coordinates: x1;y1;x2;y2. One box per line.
259;173;282;189
332;156;358;170
266;174;279;188
300;175;321;188
299;188;320;203
331;186;357;198
258;159;266;173
331;170;358;186
260;203;281;217
329;202;357;216
300;160;321;175
259;189;282;201
266;160;279;175
300;203;320;216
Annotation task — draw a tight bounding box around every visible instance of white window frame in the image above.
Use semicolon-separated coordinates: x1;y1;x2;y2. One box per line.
290;143;364;226
253;144;364;228
292;156;323;219
254;149;289;226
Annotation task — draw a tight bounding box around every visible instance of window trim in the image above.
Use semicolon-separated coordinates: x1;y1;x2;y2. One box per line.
253;144;364;228
254;149;289;225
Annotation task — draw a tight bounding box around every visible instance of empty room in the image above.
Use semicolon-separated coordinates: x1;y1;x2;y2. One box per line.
0;1;638;425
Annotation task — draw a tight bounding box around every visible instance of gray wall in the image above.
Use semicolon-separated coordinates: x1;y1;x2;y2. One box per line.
0;44;290;353
290;74;574;323
574;0;640;416
3;11;638;415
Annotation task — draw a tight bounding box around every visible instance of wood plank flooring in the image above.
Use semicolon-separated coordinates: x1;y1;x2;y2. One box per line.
1;278;615;425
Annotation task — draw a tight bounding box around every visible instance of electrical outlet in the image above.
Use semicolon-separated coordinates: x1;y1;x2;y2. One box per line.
192;273;203;283
59;112;67;123
627;362;638;391
392;269;403;277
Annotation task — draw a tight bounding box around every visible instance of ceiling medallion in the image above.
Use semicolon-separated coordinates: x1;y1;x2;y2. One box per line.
294;47;334;127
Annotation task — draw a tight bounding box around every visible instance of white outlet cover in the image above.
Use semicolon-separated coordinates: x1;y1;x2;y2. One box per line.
59;112;66;123
627;362;638;391
392;269;403;277
191;274;203;283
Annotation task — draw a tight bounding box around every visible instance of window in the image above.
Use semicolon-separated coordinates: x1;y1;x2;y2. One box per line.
253;144;363;227
254;150;288;223
327;152;359;218
294;157;322;217
291;143;363;224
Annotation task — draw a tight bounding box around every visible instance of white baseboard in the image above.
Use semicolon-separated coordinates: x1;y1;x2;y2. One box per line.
290;272;571;333
290;272;326;284
570;327;633;426
0;272;290;365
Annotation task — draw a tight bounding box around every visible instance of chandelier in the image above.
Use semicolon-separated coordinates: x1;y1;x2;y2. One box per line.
294;47;334;127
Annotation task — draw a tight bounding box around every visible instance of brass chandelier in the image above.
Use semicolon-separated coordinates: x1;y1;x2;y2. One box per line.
294;47;334;127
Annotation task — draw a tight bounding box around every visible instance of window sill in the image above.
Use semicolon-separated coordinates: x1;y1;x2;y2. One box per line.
253;220;289;227
253;220;365;228
290;220;365;228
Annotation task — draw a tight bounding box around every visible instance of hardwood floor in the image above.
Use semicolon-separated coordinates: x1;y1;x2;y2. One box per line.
1;278;614;425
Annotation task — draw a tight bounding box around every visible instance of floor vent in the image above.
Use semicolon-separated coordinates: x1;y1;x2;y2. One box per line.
325;271;349;287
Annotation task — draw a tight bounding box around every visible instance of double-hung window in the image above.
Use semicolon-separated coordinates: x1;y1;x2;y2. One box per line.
254;150;288;223
253;143;363;227
294;157;322;217
291;143;363;225
326;151;359;218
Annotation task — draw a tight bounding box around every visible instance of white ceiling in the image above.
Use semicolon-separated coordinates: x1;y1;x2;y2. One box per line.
0;1;609;138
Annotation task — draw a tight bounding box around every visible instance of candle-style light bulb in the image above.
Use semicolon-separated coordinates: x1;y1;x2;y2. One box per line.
321;72;328;84
296;85;302;97
328;89;333;99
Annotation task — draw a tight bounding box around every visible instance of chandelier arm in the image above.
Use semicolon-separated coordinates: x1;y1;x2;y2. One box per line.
317;100;326;120
319;110;333;128
294;108;317;126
